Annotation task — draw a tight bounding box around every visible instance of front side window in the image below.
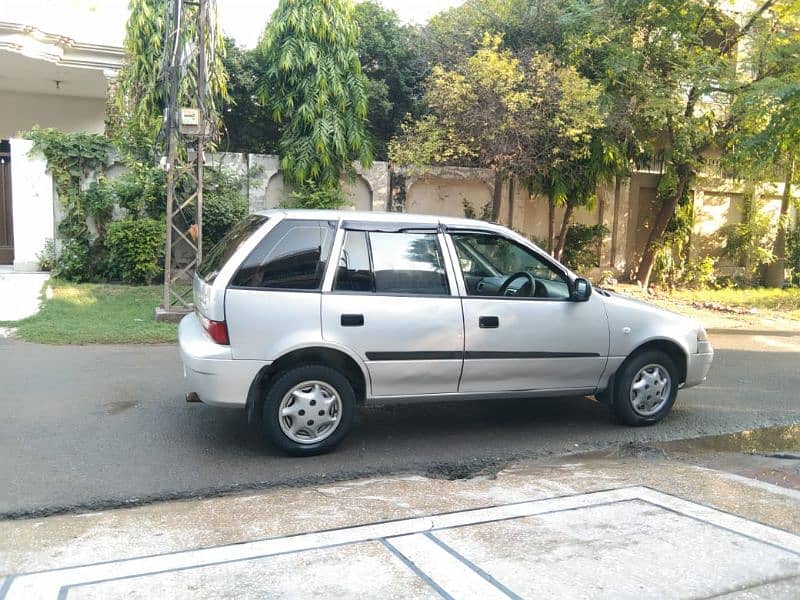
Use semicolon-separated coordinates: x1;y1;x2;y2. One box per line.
334;230;450;296
232;219;335;290
451;232;570;299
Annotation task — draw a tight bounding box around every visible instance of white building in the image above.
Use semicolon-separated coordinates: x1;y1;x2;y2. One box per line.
0;1;124;270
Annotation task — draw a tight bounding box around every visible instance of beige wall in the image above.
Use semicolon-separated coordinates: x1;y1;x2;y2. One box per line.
405;177;493;218
0;90;106;139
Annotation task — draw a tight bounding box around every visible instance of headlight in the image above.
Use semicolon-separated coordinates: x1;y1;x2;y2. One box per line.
697;327;709;342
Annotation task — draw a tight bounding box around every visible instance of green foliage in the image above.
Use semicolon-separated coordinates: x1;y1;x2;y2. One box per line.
52;240;94;283
353;1;425;159
561;224;608;273
112;161;167;218
115;0;230;140
202;167;249;247
36;239;57;272
285;181;347;210
722;191;776;286
391;36;603;189
258;0;373;194
788;220;800;286
105;218;166;285
219;38;280;154
462;198;492;221
680;257;718;290
26;127;114;244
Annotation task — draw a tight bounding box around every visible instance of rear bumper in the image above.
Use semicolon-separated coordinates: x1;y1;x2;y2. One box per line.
684;350;714;388
178;313;269;408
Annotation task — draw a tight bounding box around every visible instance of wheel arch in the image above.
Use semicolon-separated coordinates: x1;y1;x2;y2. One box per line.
599;338;688;405
246;346;369;424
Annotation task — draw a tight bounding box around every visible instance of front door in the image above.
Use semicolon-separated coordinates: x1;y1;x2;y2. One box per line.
0;143;13;265
448;231;609;393
322;224;464;398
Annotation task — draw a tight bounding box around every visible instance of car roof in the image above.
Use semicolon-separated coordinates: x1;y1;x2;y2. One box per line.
252;209;504;231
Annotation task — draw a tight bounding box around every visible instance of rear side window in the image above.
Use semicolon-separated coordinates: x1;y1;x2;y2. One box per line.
197;215;268;283
334;230;449;296
231;219;335;290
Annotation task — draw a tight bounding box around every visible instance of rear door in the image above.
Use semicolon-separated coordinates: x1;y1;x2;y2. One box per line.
321;221;464;398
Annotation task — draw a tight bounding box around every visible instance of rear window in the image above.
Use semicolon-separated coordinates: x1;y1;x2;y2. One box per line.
197;215;268;283
231;219;336;290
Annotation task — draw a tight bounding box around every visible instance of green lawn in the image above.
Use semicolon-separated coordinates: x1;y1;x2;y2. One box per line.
0;281;178;344
667;287;800;316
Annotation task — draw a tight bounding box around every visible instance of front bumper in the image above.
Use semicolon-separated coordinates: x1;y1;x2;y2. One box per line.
178;313;269;408
684;350;714;388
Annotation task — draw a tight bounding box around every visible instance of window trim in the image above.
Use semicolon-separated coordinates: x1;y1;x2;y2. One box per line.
444;229;575;302
227;218;337;292
329;226;456;298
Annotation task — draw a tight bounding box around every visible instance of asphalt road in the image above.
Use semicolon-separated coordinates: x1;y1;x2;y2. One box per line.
1;331;798;517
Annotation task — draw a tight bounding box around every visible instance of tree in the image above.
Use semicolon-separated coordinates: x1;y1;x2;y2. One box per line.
563;0;781;288
725;2;800;286
353;1;425;159
258;0;373;202
390;36;602;223
114;0;229;146
219;38;280;154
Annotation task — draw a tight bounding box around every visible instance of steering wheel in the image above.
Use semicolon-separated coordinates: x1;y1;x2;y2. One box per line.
497;272;536;297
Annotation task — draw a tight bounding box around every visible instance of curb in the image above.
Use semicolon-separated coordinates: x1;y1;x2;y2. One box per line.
707;328;799;337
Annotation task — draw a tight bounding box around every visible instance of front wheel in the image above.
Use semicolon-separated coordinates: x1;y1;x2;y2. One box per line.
611;350;679;426
262;364;355;456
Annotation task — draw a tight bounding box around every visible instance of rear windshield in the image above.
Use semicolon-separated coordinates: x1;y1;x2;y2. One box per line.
197;215;268;283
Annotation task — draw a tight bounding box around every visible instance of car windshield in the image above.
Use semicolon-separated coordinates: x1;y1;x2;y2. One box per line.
197;215;268;283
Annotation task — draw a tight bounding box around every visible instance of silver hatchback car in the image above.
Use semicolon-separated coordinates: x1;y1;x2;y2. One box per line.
179;210;713;455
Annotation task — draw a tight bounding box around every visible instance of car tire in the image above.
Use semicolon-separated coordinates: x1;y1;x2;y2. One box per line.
611;350;679;426
262;364;356;456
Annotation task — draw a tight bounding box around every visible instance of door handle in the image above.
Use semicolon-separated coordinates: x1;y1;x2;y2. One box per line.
479;316;499;329
341;314;365;327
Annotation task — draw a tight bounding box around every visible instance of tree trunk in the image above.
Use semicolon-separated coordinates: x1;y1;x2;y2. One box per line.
547;197;556;254
635;164;693;288
491;170;503;222
555;203;575;261
765;159;795;288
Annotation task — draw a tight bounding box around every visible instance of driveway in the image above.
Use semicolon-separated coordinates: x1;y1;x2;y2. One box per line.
1;331;798;517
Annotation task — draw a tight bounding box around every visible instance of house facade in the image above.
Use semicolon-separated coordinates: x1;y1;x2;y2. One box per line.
0;1;124;270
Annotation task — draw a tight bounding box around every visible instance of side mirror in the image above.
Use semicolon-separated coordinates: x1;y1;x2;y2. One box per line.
571;277;592;302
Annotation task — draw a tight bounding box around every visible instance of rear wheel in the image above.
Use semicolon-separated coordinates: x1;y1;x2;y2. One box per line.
262;364;355;456
611;350;679;426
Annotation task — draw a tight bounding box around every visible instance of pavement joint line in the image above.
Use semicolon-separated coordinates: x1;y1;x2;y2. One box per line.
698;572;800;599
379;538;456;600
639;483;800;539
384;533;513;600
9;484;642;576
3;485;800;600
423;532;525;600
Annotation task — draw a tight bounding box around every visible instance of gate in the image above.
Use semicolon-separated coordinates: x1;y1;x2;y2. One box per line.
0;143;12;265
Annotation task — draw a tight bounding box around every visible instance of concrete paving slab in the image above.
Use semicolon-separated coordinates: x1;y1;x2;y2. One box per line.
2;456;800;599
0;272;48;321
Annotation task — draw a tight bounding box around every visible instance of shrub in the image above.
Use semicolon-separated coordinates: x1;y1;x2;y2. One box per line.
788;221;800;287
37;238;57;272
52;240;93;282
202;168;249;248
679;256;717;289
561;224;608;273
105;218;165;284
285;181;346;209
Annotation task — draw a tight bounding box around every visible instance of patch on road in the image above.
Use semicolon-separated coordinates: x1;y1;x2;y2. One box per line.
4;486;800;599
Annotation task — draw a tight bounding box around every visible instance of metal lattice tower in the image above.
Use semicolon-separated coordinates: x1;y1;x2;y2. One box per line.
161;0;216;313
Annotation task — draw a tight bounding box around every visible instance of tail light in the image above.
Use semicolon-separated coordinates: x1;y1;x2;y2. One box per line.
198;312;229;345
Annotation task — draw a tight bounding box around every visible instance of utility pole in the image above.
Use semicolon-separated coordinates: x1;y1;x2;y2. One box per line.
159;0;214;319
